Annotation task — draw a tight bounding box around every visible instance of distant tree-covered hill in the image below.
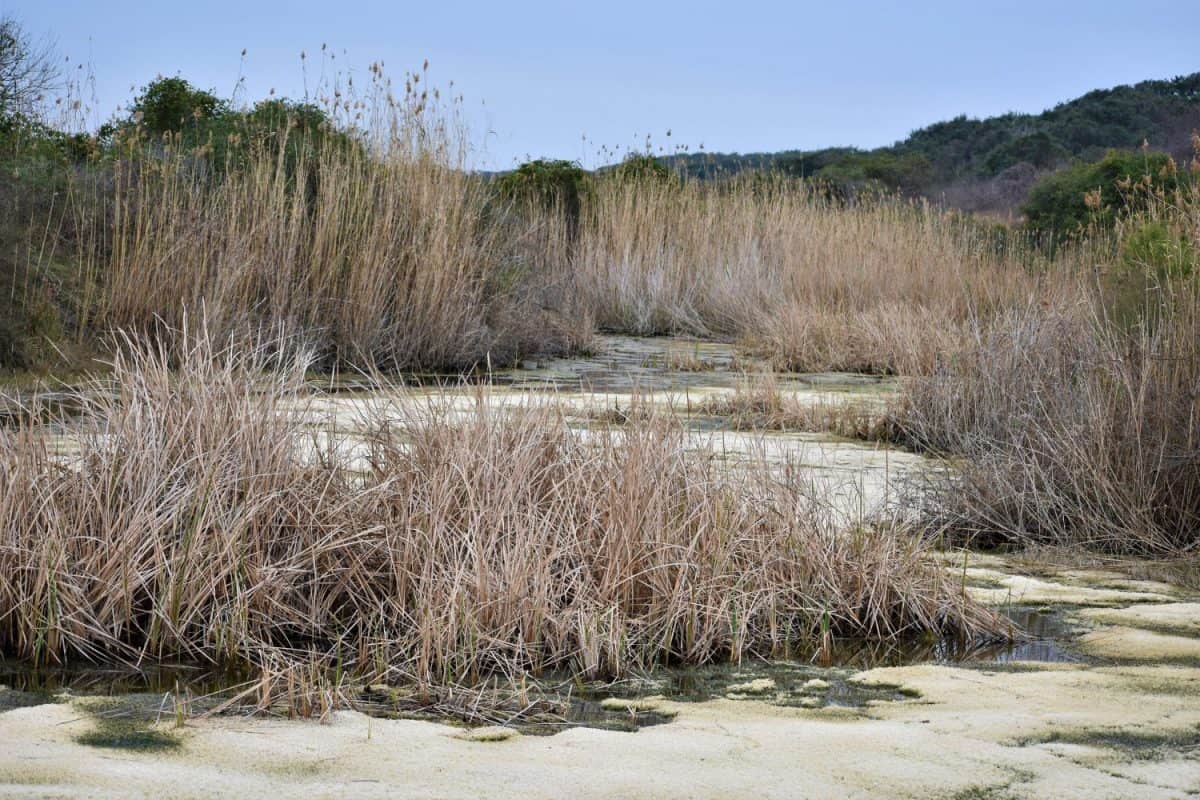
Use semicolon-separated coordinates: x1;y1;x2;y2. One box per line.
661;73;1200;217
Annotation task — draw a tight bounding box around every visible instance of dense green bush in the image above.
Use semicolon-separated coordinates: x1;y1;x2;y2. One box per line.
982;132;1069;174
1022;150;1180;237
101;78;356;192
611;152;671;183
230;98;355;178
0;113;94;165
494;158;590;220
820;151;933;194
125;77;226;138
1121;220;1197;280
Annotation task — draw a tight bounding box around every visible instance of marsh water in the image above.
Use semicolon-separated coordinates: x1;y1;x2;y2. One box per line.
297;335;919;521
0;604;1079;737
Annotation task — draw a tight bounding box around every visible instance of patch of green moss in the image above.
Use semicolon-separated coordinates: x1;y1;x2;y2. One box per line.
1020;724;1200;759
76;726;178;752
1116;674;1200;697
72;697;181;753
943;768;1035;800
949;786;1016;800
0;687;59;712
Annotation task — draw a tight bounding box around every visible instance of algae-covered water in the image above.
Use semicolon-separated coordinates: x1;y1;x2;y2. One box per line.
295;335;919;521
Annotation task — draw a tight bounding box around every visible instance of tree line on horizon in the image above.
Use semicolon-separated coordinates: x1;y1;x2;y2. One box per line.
651;72;1200;218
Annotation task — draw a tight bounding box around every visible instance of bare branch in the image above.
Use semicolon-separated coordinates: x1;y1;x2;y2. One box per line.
0;15;60;119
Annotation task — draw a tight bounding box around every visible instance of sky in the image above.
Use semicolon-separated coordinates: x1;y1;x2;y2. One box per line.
10;1;1200;170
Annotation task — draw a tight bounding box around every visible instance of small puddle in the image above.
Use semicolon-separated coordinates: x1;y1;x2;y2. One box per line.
345;335;898;397
497;337;898;397
0;662;252;698
0;663;244;753
991;607;1079;664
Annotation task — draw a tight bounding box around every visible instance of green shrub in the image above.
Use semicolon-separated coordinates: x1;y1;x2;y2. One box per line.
1121;220;1196;280
227;98;355;181
611;153;671;183
495;158;590;220
0;113;96;166
1022;150;1180;238
1102;220;1199;325
779;150;934;196
108;78;355;192
983;132;1068;174
127;77;226;138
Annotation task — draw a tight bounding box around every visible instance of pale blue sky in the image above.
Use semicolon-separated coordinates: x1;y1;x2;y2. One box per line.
11;1;1200;169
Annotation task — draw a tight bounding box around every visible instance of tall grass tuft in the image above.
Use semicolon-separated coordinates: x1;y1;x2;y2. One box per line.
903;303;1200;554
0;329;1000;712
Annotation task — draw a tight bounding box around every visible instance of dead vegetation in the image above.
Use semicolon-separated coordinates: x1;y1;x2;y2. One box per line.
0;331;1002;714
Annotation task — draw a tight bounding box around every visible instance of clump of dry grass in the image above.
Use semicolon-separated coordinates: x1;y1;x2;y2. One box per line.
0;330;1001;714
661;344;717;372
901;299;1200;555
753;305;968;377
899;165;1200;555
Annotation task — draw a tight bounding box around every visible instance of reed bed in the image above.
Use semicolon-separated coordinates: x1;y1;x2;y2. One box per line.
94;149;507;370
65;74;585;373
899;162;1200;555
566;177;1069;374
51;90;1063;378
0;332;1000;714
901;300;1200;554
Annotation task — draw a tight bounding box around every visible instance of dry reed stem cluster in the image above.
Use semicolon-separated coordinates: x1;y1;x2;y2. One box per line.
75;140;585;371
899;171;1200;555
695;372;902;442
566;178;1069;374
902;300;1200;554
0;332;1000;712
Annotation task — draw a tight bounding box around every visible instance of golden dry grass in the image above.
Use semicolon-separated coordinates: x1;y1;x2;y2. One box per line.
0;330;1002;713
900;162;1200;555
56;90;1070;379
695;372;902;442
564;176;1072;373
903;298;1200;555
66;79;586;373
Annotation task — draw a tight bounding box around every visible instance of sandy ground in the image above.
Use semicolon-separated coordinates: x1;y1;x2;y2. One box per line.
2;560;1198;799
